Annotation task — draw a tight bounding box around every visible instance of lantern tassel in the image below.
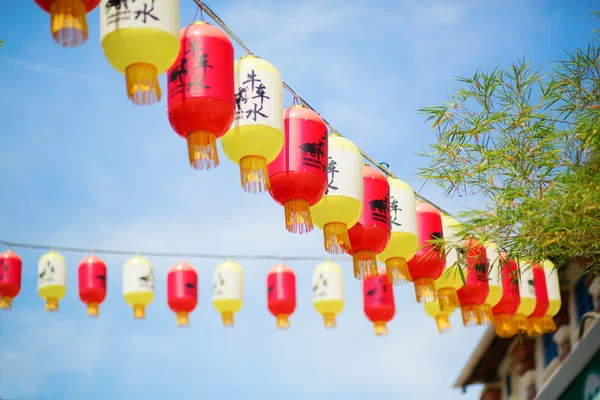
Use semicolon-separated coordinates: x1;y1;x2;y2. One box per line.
413;277;437;304
176;311;190;327
0;296;13;310
352;250;378;280
50;0;88;48
526;317;544;337
541;316;557;333
437;287;460;313
385;257;411;286
435;315;452;334
87;302;99;317
125;63;161;106
221;312;234;327
284;199;313;234
460;304;491;327
276;314;290;329
323;313;336;329
46;297;59;313
323;222;351;255
373;321;388;336
133;304;145;320
239;155;270;193
494;314;517;338
513;314;529;334
187;131;219;170
482;304;495;325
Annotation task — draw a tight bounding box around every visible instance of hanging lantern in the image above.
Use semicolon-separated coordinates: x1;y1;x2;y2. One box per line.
312;260;344;329
221;55;284;193
35;0;100;47
310;134;363;254
433;214;465;313
167;261;198;327
363;265;395;336
456;239;490;327
167;22;235;170
526;263;549;337
122;255;154;320
347;165;391;280
78;255;107;317
0;250;22;310
424;301;452;334
268;106;328;234
100;0;181;105
483;242;503;322
37;251;67;312
212;260;244;327
376;177;418;285
406;202;445;304
542;259;560;333
491;255;521;338
267;264;296;329
513;259;536;334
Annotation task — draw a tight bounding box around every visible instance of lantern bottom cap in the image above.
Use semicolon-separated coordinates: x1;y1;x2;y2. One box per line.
494;314;518;338
125;62;161;106
176;311;190;327
50;0;88;48
323;313;336;329
187;130;219;170
276;314;290;330
45;297;59;312
373;321;388;336
385;257;411;286
239;155;270;193
413;278;437;304
352;250;378;280
437;287;460;314
526;317;544;337
0;296;13;310
323;222;350;255
541;315;557;334
435;315;452;334
133;304;145;320
221;311;234;327
284;199;314;235
87;302;99;317
460;304;491;327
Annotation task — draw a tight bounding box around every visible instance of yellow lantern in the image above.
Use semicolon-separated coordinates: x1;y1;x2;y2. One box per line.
221;55;284;193
312;260;344;328
122;255;154;320
424;301;452;334
513;259;536;334
310;134;363;254
376;177;418;285
542;259;560;333
100;0;180;105
482;242;503;323
434;215;465;313
212;260;244;327
37;251;67;312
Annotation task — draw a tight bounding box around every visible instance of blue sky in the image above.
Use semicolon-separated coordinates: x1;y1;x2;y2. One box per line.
0;1;597;399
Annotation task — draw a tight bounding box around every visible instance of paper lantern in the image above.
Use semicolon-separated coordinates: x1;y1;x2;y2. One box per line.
541;259;560;333
268;106;328;234
456;239;490;327
37;251;67;312
310;134;363;254
212;260;244;327
513;259;536;334
167;22;235;170
406;202;445;304
483;242;503;321
122;255;154;320
267;264;296;329
0;250;22;310
167;261;198;327
78;255;107;317
363;265;395;336
100;0;180;105
35;0;100;47
348;165;391;280
526;263;549;337
312;260;344;328
424;301;452;334
433;214;465;313
221;55;284;193
376;177;418;285
492;255;521;338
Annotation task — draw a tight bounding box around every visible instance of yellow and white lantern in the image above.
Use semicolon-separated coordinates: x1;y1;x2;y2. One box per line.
37;251;67;312
312;260;344;328
212;260;244;327
122;255;154;320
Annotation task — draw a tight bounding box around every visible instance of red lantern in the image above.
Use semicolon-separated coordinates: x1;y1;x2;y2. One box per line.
492;255;521;337
0;250;22;310
456;239;490;327
167;262;198;327
34;0;101;48
268;106;328;234
267;264;296;329
167;22;235;170
406;202;445;304
78;255;107;317
347;165;391;280
527;263;549;337
363;265;395;336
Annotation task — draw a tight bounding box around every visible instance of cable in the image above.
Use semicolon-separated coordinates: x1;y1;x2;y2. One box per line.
191;0;454;218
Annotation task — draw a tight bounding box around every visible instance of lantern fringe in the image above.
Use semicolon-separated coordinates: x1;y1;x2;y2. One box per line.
133;304;145;320
435;315;452;334
352;250;378;280
87;302;99;317
276;314;290;329
437;287;460;313
482;304;494;325
221;311;234;327
323;313;336;329
187;131;219;170
513;314;529;334
323;222;351;255
177;311;190;327
0;296;12;310
541;315;557;333
460;304;490;327
284;199;314;234
239;155;270;193
526;317;544;337
494;314;518;338
125;63;161;106
413;278;437;304
373;321;388;336
46;297;59;313
385;257;411;286
50;0;88;48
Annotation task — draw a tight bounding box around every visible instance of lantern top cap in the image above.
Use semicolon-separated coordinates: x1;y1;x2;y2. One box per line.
82;254;103;264
387;176;413;191
217;259;243;272
2;249;20;260
315;260;342;272
170;262;195;272
192;21;208;25
416;201;440;214
286;105;325;124
269;263;294;274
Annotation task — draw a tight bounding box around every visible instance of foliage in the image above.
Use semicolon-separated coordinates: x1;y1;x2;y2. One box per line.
419;25;600;277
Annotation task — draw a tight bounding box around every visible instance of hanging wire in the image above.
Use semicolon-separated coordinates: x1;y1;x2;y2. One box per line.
191;0;454;218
